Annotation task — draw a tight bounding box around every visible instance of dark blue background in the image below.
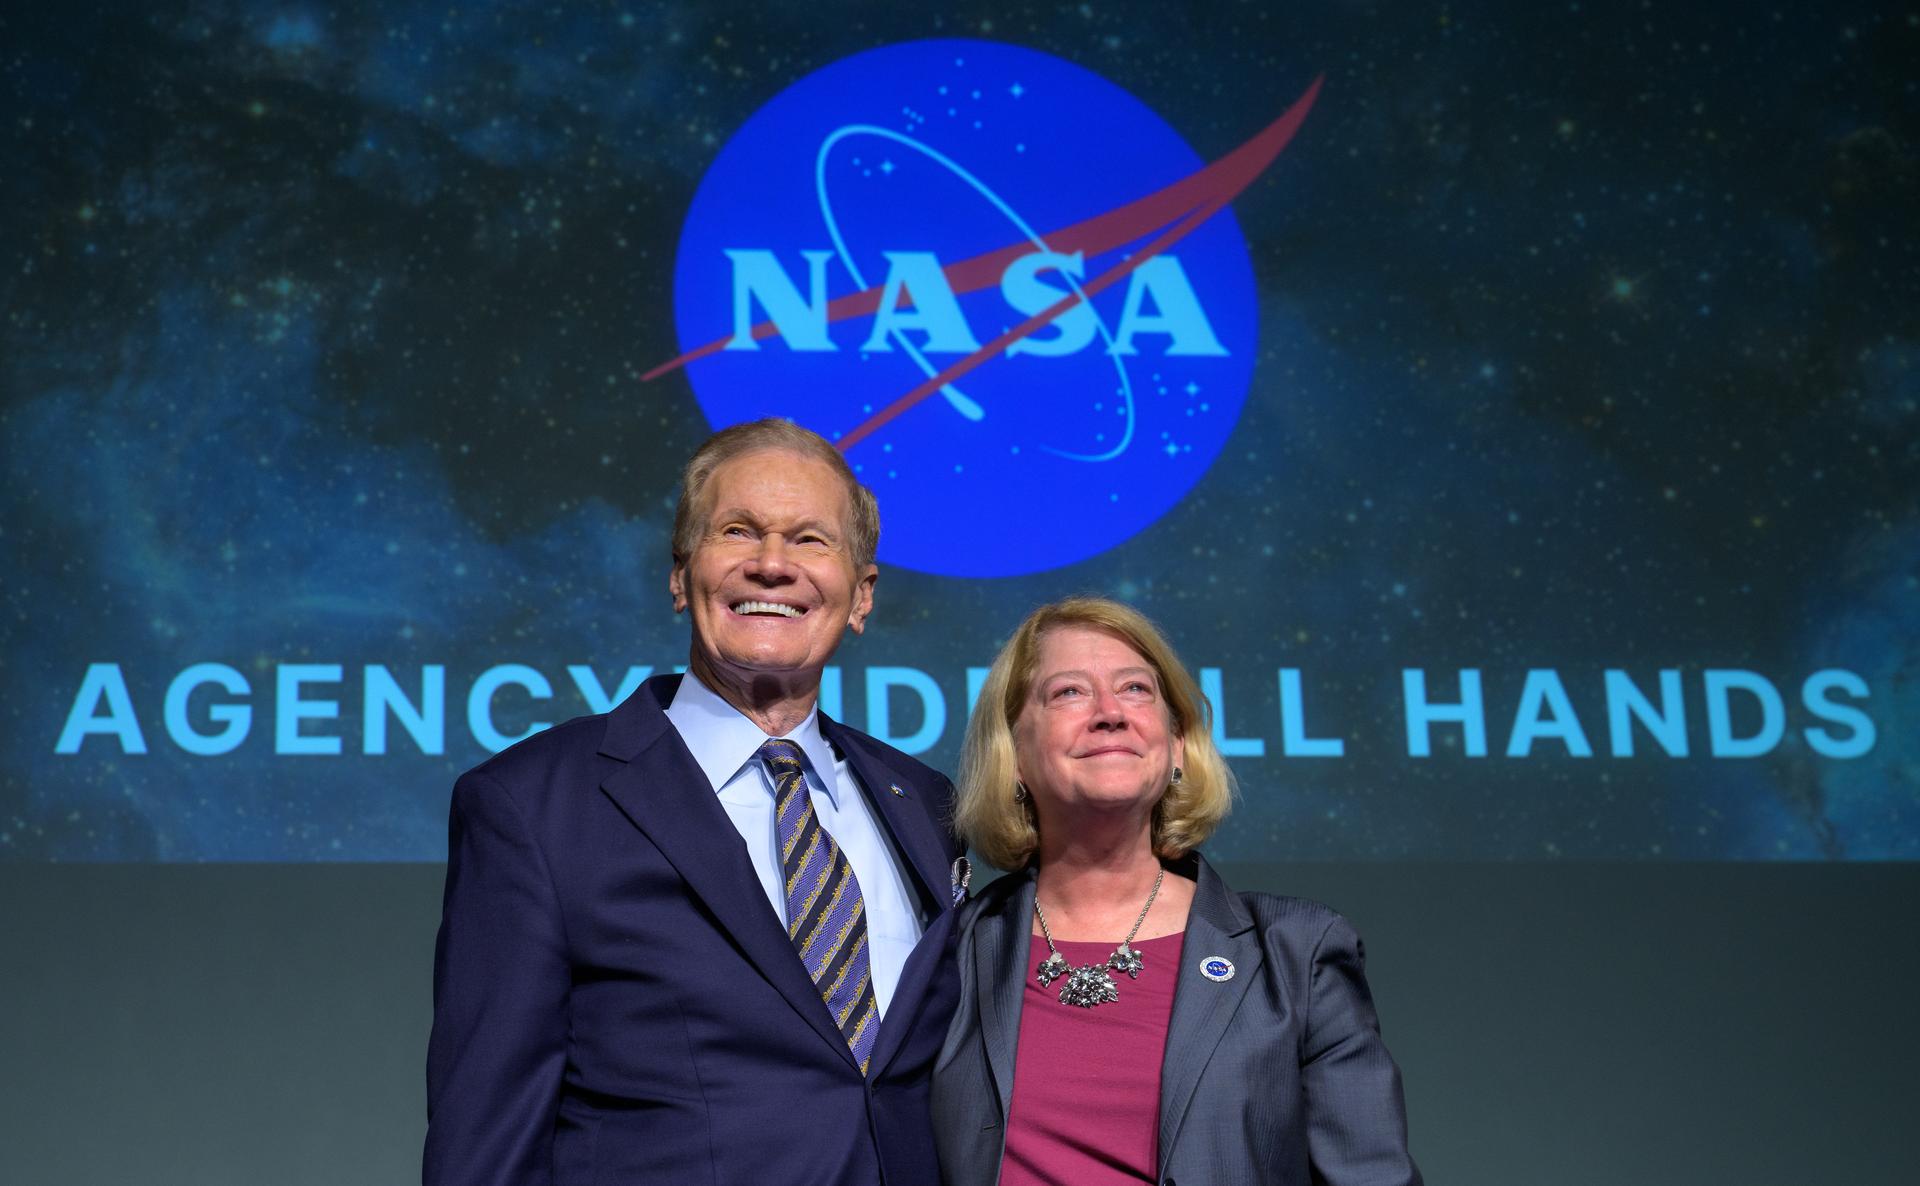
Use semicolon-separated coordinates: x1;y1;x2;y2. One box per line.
2;1;1915;860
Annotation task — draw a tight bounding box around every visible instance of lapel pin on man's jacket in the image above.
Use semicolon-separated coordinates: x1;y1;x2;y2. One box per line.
888;782;907;797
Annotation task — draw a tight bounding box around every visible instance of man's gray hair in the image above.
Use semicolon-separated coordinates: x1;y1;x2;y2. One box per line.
671;418;881;570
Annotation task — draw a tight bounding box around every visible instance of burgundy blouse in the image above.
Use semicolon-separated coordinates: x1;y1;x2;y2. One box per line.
1000;931;1186;1186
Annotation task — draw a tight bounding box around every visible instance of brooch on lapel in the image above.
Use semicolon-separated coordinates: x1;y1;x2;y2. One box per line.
1199;956;1236;983
949;856;972;906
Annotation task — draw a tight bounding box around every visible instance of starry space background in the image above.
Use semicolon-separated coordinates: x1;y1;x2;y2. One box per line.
2;0;1915;861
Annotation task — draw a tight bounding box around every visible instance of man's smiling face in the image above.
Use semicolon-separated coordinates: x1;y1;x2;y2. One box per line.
670;448;877;702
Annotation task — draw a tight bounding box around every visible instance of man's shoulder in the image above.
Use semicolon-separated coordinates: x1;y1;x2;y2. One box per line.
462;673;676;789
458;710;618;797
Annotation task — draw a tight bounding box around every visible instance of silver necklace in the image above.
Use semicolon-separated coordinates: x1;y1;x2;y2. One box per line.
1032;867;1164;1009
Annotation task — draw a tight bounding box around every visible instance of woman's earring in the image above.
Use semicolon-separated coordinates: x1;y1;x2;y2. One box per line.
1170;766;1184;788
1013;781;1029;802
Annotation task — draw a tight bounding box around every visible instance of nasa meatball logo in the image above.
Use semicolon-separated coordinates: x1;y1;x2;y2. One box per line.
652;40;1319;577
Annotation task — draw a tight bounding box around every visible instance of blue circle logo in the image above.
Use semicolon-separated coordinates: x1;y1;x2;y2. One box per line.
659;40;1316;576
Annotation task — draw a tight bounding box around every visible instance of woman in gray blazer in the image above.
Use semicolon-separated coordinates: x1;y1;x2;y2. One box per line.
932;597;1421;1186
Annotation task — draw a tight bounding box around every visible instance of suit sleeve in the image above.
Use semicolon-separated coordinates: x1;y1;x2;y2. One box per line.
1301;915;1423;1186
424;768;570;1186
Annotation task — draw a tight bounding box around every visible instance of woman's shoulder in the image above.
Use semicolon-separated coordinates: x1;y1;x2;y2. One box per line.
1216;890;1376;988
954;865;1031;927
1196;859;1357;953
1231;889;1349;941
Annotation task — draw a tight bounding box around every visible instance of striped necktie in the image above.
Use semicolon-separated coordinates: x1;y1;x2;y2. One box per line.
757;738;879;1074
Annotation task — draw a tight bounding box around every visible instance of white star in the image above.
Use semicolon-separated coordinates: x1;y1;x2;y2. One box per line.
1010;82;1025;97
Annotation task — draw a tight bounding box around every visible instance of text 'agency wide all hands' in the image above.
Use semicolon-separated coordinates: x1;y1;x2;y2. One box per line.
53;661;1876;762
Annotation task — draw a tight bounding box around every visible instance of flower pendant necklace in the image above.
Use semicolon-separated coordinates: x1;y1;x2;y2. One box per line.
1032;867;1165;1009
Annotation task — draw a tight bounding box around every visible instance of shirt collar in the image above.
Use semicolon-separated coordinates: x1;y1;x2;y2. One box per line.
664;670;842;804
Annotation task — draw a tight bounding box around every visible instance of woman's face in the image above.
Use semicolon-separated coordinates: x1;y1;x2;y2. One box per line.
1013;625;1184;825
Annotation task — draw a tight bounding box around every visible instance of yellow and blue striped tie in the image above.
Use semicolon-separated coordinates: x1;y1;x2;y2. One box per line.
758;738;879;1074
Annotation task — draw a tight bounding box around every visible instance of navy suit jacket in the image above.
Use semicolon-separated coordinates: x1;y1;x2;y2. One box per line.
931;854;1421;1186
425;673;963;1186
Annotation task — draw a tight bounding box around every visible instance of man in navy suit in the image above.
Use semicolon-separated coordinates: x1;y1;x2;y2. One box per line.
424;419;962;1186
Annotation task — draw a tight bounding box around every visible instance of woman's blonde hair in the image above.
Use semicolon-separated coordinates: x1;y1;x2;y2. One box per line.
955;596;1236;870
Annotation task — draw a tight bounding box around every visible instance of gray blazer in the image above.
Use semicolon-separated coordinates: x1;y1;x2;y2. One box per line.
931;853;1421;1186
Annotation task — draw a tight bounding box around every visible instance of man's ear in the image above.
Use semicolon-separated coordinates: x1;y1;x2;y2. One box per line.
669;564;688;613
846;564;879;634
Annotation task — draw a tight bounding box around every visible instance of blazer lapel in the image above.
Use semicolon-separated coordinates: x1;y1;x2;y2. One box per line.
976;872;1035;1123
1158;855;1261;1168
596;677;857;1072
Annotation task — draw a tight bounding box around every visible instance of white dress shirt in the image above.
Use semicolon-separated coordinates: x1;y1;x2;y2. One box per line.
664;671;925;1016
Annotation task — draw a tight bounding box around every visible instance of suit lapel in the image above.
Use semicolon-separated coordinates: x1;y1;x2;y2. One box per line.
821;716;951;911
868;903;954;1079
977;873;1035;1123
596;677;857;1072
1158;855;1261;1168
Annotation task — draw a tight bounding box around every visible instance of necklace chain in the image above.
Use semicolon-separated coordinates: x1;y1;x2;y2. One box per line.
1032;867;1165;1009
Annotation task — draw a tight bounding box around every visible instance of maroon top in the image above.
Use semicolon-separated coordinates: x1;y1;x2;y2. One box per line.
1001;931;1186;1186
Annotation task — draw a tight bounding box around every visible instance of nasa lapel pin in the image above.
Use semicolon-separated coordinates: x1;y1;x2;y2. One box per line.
950;856;972;906
1199;956;1235;983
889;782;907;797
